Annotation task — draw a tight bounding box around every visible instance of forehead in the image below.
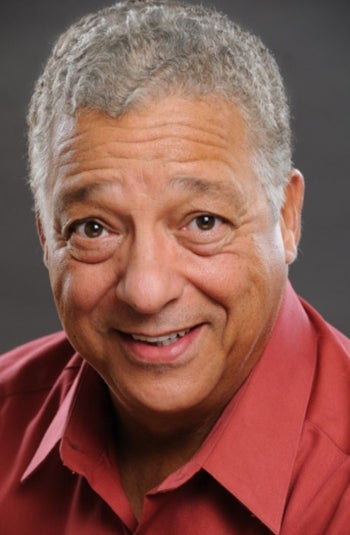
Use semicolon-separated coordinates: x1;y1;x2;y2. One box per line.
51;95;248;160
48;95;257;207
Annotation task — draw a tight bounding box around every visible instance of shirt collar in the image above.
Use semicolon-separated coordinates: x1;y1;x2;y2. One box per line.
21;359;85;482
200;282;317;533
21;356;114;482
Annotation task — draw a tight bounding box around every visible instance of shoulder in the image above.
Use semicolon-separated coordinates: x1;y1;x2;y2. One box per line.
0;332;80;398
0;333;84;511
301;296;350;354
281;297;350;532
0;332;81;459
300;298;350;453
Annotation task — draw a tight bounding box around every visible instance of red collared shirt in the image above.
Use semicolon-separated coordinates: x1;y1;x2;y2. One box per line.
1;283;349;534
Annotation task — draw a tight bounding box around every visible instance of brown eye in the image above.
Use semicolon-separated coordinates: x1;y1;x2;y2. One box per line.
84;221;104;238
191;214;220;231
73;220;107;239
196;215;216;230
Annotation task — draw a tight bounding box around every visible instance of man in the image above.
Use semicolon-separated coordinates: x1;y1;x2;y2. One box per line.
0;1;349;533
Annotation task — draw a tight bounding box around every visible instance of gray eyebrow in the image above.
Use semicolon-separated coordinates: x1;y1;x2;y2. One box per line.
55;174;244;212
169;175;244;206
54;180;121;212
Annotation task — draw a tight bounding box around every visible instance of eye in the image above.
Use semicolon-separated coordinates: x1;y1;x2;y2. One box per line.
63;217;122;263
71;220;107;239
179;211;233;255
188;214;223;231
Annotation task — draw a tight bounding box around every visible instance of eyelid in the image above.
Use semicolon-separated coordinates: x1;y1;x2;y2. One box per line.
176;209;235;252
185;213;226;231
66;218;107;237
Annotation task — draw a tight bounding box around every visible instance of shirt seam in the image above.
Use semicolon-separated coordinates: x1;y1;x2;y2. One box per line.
305;417;350;457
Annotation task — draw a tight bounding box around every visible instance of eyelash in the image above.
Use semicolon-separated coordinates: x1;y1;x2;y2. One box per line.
187;214;224;232
68;219;108;239
68;213;224;235
63;211;232;263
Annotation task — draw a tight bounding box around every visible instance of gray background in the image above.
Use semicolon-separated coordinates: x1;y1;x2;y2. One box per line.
1;0;349;353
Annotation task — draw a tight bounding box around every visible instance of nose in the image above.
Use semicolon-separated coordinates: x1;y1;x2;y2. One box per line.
115;231;184;314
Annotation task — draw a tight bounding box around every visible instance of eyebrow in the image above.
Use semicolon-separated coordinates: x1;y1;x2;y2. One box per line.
55;180;121;212
169;175;244;206
56;174;244;212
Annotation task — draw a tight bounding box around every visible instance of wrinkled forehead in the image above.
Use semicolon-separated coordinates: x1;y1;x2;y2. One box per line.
48;94;252;174
36;95;275;238
42;94;266;224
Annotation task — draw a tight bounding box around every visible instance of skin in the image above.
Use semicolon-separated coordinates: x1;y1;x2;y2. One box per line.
39;95;304;517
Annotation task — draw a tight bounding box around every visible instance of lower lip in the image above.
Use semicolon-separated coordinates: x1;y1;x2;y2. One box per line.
118;326;203;366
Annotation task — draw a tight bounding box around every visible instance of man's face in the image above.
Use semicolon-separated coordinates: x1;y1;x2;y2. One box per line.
42;96;301;426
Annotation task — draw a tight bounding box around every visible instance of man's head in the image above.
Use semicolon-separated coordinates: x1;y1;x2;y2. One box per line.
28;0;292;224
28;1;304;430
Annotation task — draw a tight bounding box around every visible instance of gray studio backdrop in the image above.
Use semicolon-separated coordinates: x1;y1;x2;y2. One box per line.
1;0;349;353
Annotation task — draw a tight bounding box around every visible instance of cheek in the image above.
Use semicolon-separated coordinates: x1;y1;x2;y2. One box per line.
189;248;261;303
48;255;114;318
191;232;286;314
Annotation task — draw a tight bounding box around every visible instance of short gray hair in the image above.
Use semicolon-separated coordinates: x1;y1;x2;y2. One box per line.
27;0;292;218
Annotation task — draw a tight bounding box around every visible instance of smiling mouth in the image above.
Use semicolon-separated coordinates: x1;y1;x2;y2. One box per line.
120;328;192;347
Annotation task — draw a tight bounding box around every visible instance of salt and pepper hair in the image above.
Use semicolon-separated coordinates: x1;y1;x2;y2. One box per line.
27;0;292;219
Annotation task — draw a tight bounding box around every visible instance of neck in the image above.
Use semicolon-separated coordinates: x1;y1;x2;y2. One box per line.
112;404;226;519
112;389;231;453
116;404;222;461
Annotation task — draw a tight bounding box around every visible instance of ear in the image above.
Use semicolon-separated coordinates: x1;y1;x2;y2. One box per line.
36;212;49;268
280;168;304;265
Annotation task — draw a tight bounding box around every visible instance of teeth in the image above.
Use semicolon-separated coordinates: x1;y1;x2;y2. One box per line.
131;329;190;347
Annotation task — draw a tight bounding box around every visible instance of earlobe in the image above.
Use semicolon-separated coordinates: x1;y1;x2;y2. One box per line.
36;213;49;268
280;169;305;265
